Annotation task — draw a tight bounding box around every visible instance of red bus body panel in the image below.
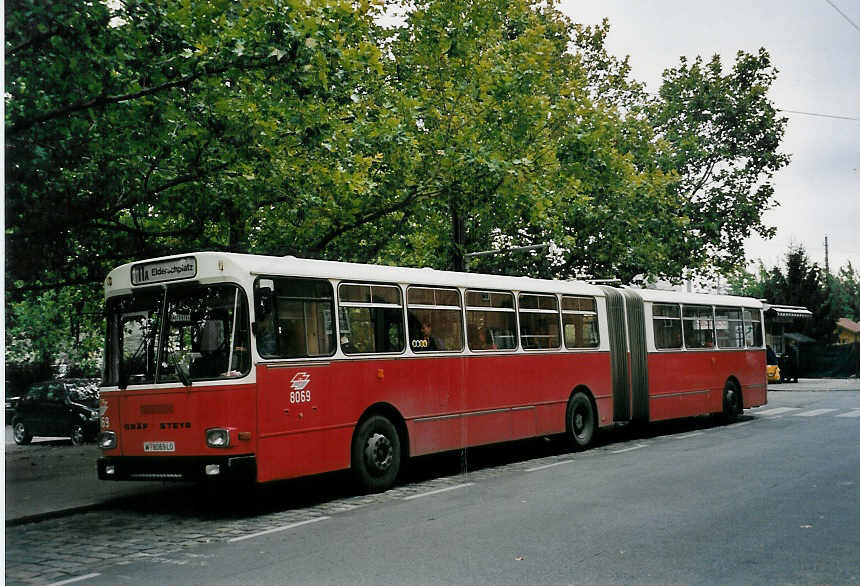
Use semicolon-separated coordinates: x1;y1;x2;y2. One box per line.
99;384;257;459
254;351;612;483
647;349;767;421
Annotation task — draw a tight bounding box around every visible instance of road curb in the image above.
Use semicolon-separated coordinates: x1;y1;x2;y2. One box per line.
5;501;111;527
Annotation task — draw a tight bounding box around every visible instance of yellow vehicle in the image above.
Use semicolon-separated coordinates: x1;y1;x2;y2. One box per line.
767;346;780;383
767;364;781;383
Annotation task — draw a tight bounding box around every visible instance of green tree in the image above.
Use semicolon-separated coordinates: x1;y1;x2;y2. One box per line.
731;244;836;343
651;49;790;274
6;0;388;293
829;263;860;322
5;1;793;371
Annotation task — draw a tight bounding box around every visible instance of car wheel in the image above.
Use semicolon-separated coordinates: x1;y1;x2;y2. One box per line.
352;415;401;492
567;391;596;450
13;420;33;445
70;423;86;446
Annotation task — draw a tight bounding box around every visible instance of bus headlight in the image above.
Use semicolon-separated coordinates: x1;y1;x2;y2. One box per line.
206;428;230;448
98;431;117;450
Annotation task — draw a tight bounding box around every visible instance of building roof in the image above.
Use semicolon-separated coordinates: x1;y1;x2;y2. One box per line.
763;304;813;320
837;317;860;334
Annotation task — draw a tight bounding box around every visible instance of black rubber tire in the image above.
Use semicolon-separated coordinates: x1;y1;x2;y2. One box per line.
352;415;401;492
567;392;596;450
721;380;742;423
13;420;33;445
70;423;86;446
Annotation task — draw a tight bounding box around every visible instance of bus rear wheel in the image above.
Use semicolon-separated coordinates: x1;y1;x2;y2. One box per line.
721;381;742;423
352;415;401;492
567;392;596;450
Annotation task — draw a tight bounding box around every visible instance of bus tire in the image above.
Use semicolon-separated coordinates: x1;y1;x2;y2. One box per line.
567;391;596;450
352;415;401;492
721;380;742;423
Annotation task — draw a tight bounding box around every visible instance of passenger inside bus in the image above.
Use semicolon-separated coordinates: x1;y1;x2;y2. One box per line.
476;327;497;350
190;319;226;378
415;320;444;351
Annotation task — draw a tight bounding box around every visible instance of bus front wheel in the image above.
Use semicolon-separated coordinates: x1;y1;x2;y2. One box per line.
567;392;596;450
352;415;401;492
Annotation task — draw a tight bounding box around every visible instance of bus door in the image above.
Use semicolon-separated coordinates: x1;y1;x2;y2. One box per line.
253;277;342;482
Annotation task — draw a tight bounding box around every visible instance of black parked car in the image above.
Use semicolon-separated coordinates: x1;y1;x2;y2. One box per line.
6;392;21;420
11;379;100;445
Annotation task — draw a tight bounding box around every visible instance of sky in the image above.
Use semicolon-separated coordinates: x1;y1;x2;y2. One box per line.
566;0;860;274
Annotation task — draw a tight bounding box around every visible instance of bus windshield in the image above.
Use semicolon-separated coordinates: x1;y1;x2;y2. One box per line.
105;283;250;387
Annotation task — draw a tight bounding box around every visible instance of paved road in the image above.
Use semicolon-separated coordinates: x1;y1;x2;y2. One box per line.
4;427;177;523
5;384;860;585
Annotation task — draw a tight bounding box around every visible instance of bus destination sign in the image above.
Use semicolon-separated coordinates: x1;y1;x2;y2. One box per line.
131;257;197;286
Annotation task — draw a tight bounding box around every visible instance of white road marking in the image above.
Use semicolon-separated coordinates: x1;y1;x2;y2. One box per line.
525;459;575;472
227;516;330;543
755;407;802;416
611;443;647;454
792;409;839;417
46;574;101;586
670;432;705;439
836;409;860;418
730;420;755;427
403;482;475;500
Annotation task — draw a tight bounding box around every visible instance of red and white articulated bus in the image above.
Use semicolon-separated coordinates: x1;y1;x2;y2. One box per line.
97;252;766;490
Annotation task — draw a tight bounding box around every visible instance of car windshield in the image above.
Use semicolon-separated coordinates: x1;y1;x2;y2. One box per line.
104;283;250;386
67;382;99;407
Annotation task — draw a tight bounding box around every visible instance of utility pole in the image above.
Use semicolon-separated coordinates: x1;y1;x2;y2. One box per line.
824;235;830;276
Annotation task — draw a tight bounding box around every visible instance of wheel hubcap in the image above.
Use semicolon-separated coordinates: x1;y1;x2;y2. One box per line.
365;432;393;472
574;412;584;433
726;389;737;412
14;424;24;441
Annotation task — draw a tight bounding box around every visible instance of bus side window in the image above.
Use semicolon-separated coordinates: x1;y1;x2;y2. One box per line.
519;294;560;350
338;283;404;355
466;290;517;351
562;296;600;349
682;305;715;349
406;287;463;352
254;277;336;359
652;303;682;349
715;307;744;348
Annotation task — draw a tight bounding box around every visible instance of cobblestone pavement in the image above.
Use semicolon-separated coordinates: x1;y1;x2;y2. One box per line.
5;434;618;585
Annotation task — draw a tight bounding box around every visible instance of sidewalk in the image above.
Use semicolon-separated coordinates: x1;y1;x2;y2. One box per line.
768;378;860;392
4;430;179;525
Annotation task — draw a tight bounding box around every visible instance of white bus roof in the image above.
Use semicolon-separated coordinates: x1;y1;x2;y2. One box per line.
631;287;763;309
105;252;763;308
105;251;605;297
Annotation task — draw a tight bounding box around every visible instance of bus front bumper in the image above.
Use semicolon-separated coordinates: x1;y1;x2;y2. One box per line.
98;454;256;482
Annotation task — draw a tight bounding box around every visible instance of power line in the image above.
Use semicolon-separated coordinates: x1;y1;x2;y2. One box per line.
824;0;860;34
778;108;860;122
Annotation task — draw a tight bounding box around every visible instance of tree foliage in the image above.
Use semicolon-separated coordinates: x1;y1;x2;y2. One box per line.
651;49;790;273
5;0;791;369
729;244;856;343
